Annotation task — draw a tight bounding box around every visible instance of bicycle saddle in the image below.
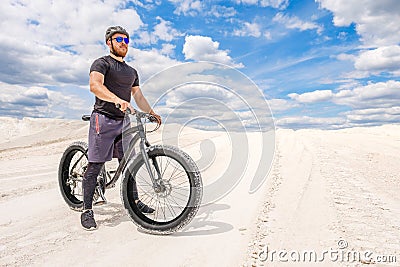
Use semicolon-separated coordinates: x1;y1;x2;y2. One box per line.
82;115;91;121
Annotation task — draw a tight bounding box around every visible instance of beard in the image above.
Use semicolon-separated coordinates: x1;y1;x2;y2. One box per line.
112;45;128;57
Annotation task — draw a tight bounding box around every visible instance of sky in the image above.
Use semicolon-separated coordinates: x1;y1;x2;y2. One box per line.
1;0;399;129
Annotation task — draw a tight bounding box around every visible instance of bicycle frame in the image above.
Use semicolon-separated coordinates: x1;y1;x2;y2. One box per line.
94;111;162;191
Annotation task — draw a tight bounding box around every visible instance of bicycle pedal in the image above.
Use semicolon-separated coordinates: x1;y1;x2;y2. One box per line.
94;200;107;206
95;186;108;206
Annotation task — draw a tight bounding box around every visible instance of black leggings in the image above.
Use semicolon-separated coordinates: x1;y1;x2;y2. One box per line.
82;162;103;210
83;160;138;210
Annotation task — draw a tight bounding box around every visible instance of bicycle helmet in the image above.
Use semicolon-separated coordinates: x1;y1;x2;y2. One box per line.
105;26;129;42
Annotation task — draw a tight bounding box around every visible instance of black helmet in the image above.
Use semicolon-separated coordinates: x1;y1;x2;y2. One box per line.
105;26;129;42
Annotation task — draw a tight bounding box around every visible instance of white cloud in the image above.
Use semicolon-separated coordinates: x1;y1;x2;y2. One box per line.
137;16;182;45
235;0;289;9
346;107;400;116
164;84;236;107
284;81;400;127
234;22;262;38
276;109;400;129
160;44;177;57
0;0;193;119
276;116;346;129
273;13;323;34
354;46;400;75
336;53;356;62
264;31;272;40
169;1;238;18
130;0;161;10
0;0;143;47
318;1;400;80
342;107;400;125
0;82;89;118
0;0;187;119
288;81;400;109
137;31;157;45
158;82;271;131
236;0;258;4
153;17;182;42
168;0;202;16
283;80;400;127
288;90;333;103
338;69;371;80
0;37;94;85
210;5;237;18
128;48;181;84
260;0;289;9
316;0;400;46
337;46;400;77
268;98;299;112
333;80;400;109
182;35;244;67
137;62;274;131
0;0;144;86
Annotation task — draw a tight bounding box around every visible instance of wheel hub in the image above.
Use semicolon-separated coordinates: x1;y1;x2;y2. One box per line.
155;180;172;198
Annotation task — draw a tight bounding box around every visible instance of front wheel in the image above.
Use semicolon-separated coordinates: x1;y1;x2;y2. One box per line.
121;145;203;235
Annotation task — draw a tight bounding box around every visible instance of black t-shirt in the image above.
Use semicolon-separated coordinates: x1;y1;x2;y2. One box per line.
89;55;139;120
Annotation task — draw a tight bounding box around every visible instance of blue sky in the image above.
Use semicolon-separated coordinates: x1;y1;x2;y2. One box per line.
1;0;399;129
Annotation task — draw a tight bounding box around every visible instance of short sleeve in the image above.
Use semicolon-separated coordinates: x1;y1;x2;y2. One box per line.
132;69;139;87
90;57;109;76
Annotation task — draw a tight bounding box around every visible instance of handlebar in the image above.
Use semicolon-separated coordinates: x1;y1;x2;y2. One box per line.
115;104;159;124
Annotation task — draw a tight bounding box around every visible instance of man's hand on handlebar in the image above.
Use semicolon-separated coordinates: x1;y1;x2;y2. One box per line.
115;98;134;114
115;103;162;125
149;110;162;125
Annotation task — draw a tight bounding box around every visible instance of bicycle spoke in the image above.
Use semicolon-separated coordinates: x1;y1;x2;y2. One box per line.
161;157;172;178
169;171;188;181
167;163;183;181
135;171;153;187
168;191;189;201
167;193;187;210
172;179;190;188
165;197;177;217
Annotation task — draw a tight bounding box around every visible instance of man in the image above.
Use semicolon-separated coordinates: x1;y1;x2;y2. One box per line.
81;26;161;231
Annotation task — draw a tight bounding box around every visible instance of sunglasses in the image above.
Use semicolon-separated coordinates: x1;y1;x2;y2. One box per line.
112;36;129;44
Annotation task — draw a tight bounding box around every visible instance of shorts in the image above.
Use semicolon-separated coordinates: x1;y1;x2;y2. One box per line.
88;112;129;163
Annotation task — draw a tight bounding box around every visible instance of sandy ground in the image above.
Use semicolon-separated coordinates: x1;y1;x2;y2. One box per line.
0;117;399;266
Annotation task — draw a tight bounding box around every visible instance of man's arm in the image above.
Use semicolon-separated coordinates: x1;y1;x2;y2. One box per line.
132;86;162;124
89;71;131;111
131;86;152;113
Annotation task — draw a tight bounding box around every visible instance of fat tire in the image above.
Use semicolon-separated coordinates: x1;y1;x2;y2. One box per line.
121;145;202;235
58;141;105;211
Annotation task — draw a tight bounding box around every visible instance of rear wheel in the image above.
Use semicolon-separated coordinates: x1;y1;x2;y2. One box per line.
121;145;203;235
58;142;105;211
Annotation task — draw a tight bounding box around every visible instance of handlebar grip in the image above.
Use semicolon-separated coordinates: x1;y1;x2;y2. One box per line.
115;103;132;114
148;115;157;123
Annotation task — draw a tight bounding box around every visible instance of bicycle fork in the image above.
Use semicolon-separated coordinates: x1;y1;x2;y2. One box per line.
139;139;165;193
137;120;164;193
